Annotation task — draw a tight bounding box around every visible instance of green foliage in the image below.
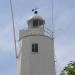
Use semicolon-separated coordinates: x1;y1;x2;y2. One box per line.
60;61;75;75
60;70;65;75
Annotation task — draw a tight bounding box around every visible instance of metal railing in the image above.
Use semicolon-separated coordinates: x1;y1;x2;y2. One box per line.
44;26;54;39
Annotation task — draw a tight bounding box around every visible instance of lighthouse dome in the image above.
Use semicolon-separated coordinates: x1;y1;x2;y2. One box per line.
27;14;45;28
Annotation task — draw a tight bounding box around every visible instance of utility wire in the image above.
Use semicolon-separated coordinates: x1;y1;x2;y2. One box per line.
52;0;54;26
52;0;55;38
10;0;18;59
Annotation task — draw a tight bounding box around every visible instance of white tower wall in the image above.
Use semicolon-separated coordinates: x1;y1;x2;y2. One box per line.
16;27;56;75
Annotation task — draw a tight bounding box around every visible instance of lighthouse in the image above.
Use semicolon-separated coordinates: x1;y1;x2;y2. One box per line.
16;10;56;75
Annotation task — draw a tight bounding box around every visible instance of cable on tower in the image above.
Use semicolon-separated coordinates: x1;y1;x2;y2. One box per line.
9;0;18;59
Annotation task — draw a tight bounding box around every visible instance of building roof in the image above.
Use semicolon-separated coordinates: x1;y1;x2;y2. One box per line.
27;14;44;22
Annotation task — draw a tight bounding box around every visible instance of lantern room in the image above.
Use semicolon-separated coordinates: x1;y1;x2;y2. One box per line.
27;10;45;28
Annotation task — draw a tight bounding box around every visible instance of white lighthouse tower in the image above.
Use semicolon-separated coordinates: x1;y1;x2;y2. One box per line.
16;10;56;75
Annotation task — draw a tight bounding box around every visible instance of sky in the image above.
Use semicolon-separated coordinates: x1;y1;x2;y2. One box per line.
0;0;75;75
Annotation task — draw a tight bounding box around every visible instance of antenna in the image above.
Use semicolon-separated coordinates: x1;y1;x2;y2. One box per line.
9;0;18;59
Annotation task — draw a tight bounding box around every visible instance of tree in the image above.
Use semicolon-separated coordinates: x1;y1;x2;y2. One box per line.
60;70;65;75
60;61;75;75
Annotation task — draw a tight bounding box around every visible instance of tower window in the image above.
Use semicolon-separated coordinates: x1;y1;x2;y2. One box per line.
32;43;38;52
33;19;45;27
33;19;38;27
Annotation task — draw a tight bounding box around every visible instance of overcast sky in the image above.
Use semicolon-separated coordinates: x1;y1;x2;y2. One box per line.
0;0;75;75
